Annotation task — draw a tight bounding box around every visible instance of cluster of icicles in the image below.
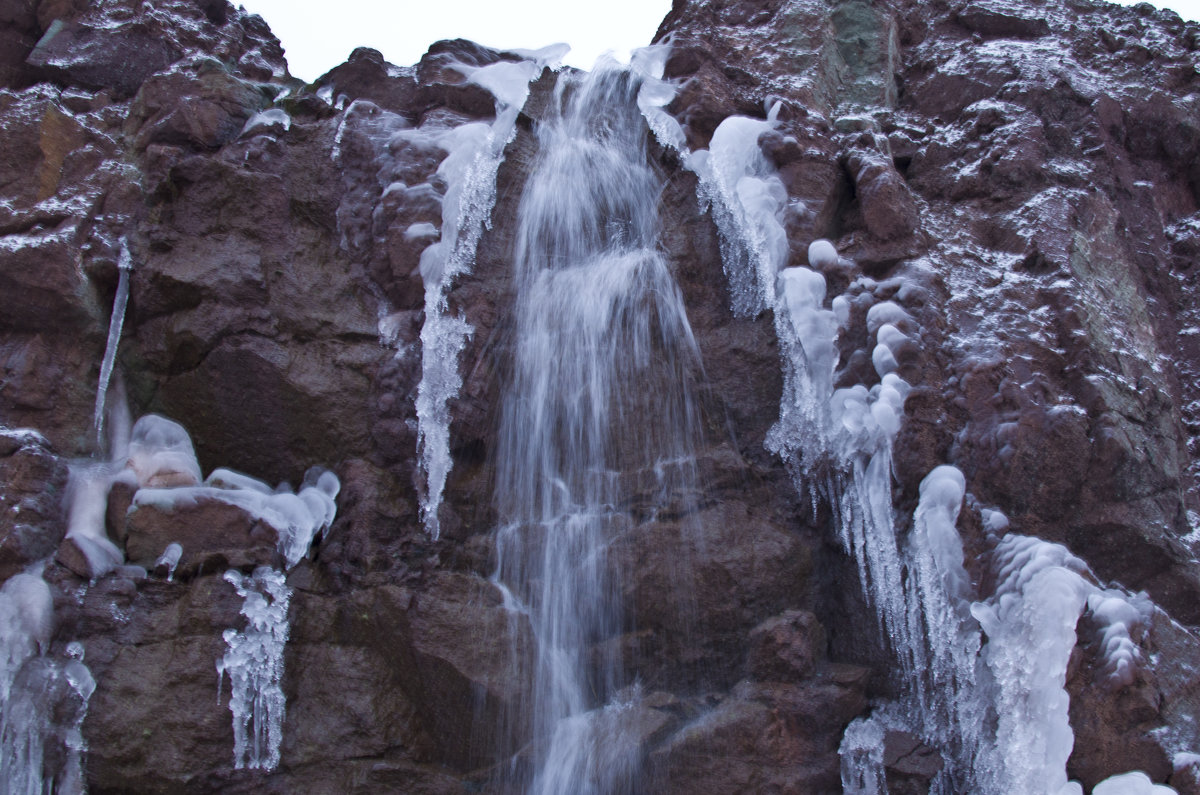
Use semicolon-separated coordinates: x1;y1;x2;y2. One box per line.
97;414;339;773
397;42;1187;795
685;98;1175;795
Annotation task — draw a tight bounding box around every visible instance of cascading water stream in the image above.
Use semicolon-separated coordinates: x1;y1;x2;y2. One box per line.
491;58;703;794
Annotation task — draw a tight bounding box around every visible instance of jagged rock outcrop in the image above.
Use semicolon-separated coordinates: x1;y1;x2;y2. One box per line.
0;0;1198;792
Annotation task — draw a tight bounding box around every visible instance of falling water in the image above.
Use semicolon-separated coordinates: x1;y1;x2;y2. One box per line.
491;58;703;794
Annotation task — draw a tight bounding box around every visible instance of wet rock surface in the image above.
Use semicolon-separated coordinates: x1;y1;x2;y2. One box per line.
0;0;1197;791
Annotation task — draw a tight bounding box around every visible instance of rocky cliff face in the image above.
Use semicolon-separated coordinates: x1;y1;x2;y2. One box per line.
1;0;1199;792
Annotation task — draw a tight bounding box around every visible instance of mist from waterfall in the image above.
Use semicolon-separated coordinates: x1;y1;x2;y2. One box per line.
490;57;704;794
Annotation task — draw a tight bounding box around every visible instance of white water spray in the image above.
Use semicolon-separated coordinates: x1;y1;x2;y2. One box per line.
492;56;704;794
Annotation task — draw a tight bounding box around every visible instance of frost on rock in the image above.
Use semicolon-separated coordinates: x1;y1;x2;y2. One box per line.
217;567;291;772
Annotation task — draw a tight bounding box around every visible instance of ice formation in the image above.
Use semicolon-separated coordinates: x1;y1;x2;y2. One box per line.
692;109;1169;794
93;238;132;450
95;413;339;772
1092;771;1178;795
0;571;94;793
125;418;340;569
216;567;291;771
840;716;887;795
64;464;125;579
412;52;549;540
808;238;840;270
0;573;53;707
155;542;183;581
0;642;95;795
688;113;790;317
126;414;202;488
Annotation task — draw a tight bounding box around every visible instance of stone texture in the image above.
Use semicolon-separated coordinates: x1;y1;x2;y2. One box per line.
0;0;1197;792
124;493;283;574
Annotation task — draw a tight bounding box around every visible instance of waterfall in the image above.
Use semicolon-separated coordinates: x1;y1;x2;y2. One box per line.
491;57;703;794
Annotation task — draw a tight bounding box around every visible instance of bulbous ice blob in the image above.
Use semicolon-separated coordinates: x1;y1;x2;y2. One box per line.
872;342;899;377
1087;590;1152;687
155;543;183;581
866;300;912;335
808;239;839;270
1092;771;1177;795
127;415;202;488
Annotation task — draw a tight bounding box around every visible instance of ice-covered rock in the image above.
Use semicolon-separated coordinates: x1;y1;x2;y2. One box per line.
126;414;202;489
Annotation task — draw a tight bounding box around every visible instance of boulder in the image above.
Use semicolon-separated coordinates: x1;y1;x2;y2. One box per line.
124;491;282;574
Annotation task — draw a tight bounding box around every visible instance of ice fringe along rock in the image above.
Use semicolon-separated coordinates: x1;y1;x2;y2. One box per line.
414;50;557;540
216;567;291;771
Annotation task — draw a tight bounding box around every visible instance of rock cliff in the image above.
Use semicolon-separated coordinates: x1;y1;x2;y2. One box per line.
0;0;1199;792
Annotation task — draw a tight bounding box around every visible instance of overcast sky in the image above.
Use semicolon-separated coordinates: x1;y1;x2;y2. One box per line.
235;0;1199;83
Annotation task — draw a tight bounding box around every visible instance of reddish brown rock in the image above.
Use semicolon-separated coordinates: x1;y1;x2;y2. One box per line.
124;492;282;574
26;20;182;98
0;430;68;581
747;609;826;682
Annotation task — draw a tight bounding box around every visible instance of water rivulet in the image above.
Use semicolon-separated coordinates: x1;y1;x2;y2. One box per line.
489;61;704;794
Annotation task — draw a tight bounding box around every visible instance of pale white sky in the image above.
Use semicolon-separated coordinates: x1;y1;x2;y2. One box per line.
235;0;1199;83
236;0;673;81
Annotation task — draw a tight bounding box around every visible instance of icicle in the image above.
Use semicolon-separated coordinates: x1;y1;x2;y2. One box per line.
840;716;888;795
216;567;291;771
93;239;133;452
415;55;543;540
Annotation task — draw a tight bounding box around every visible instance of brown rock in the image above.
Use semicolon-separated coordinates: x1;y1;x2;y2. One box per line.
883;730;944;794
125;60;266;151
26;20;181;98
747;609;826;681
0;430;68;581
124;492;282;574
